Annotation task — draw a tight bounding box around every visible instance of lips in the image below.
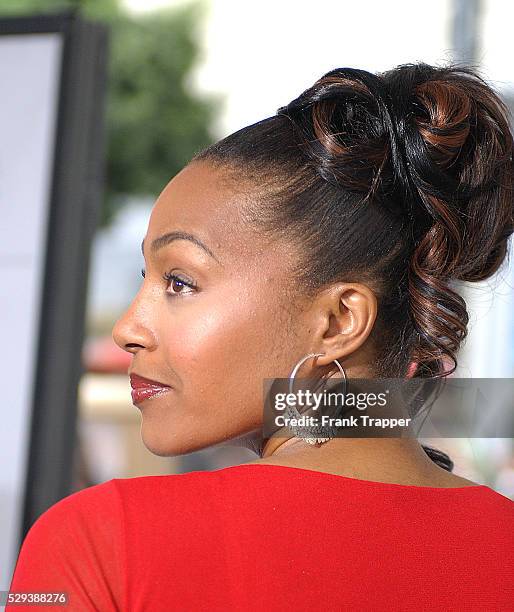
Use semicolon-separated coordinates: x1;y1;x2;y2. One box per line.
129;373;171;405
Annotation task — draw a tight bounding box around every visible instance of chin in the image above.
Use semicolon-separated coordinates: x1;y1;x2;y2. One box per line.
140;420;258;458
140;432;203;457
139;424;217;457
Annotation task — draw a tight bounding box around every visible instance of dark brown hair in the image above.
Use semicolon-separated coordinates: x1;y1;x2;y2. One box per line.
192;62;514;470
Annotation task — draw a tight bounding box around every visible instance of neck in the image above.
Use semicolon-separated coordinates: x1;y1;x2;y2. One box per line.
254;435;442;483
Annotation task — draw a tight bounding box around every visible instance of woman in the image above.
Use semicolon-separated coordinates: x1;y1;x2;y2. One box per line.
8;62;514;610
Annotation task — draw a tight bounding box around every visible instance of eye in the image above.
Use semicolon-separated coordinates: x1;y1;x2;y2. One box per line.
140;268;198;296
163;270;197;296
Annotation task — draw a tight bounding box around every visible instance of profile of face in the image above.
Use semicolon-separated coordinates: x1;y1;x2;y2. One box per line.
112;160;377;457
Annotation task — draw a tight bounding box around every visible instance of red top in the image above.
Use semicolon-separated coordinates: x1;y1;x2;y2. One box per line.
7;463;514;611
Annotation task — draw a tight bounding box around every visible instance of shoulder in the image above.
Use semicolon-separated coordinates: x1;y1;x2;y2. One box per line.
26;470;214;523
14;479;123;555
19;471;215;548
9;480;126;609
111;466;248;499
109;465;279;511
110;469;226;514
34;478;122;526
24;468;234;531
475;486;514;518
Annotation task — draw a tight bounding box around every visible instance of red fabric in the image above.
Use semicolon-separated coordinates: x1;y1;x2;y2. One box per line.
7;463;514;611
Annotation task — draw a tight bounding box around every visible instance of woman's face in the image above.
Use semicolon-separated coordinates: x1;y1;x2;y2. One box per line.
112;161;307;456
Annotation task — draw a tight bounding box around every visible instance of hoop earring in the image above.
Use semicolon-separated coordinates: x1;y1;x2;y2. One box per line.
287;352;347;445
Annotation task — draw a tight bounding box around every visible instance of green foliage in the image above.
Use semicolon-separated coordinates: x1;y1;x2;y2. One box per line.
106;6;219;220
0;0;119;20
0;0;221;226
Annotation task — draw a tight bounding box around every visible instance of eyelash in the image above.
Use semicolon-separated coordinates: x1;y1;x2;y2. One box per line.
140;268;197;296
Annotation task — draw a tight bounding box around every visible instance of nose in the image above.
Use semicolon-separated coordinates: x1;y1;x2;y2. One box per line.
112;300;157;355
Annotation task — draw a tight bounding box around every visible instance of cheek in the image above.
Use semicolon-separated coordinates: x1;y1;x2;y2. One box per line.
160;298;239;368
158;285;291;407
160;291;276;372
138;279;300;455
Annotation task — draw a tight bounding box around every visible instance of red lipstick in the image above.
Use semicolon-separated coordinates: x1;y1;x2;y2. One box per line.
129;373;171;405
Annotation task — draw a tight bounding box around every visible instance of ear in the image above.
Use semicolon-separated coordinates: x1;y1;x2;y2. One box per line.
307;283;377;369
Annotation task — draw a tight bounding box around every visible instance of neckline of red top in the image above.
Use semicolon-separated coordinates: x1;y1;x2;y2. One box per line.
219;462;492;493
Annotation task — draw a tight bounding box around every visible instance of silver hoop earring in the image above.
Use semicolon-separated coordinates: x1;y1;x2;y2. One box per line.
287;352;347;445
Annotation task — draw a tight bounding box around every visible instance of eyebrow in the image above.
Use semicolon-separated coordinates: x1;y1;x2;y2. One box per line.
141;231;221;265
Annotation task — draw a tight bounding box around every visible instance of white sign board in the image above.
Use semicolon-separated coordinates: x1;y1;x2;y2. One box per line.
0;31;63;592
0;13;108;589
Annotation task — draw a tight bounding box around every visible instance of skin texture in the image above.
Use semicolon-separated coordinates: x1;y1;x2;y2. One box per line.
112;161;479;488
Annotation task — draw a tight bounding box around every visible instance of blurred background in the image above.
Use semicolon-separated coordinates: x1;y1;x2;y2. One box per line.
1;0;514;568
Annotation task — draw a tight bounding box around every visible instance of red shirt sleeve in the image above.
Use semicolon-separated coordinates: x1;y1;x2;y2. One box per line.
7;479;125;611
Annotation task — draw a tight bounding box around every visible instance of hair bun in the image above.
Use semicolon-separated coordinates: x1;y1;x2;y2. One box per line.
384;63;514;282
277;66;433;236
279;63;514;279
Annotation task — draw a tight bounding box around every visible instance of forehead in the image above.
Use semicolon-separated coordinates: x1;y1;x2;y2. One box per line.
146;161;294;265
